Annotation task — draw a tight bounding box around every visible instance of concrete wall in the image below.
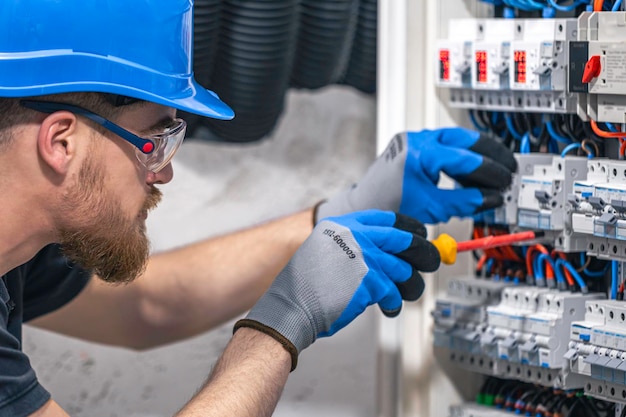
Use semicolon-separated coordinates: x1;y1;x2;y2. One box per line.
23;86;379;417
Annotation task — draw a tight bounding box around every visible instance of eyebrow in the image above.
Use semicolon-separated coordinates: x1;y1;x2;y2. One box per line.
139;116;177;136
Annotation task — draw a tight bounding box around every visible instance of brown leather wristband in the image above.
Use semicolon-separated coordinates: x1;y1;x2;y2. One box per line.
311;199;328;227
233;319;299;372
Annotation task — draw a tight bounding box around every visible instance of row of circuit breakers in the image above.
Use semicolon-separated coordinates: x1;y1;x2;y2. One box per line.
436;11;626;123
436;154;626;414
435;11;626;416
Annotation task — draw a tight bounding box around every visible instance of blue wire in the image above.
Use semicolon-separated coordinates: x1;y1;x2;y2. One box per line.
503;5;516;17
534;254;543;280
486;258;495;277
542;6;556;17
557;259;588;292
613;0;623;11
469;110;489;133
546;121;573;145
605;122;620;132
547;0;589;11
511;0;544;10
611;261;619;299
561;143;581;157
521;133;531;154
580;252;608;277
585;263;609;278
491;112;500;126
554;260;567;286
538;254;559;285
505;114;524;141
548;138;559;154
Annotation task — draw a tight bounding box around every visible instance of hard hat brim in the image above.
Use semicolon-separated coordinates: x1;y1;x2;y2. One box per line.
0;79;234;121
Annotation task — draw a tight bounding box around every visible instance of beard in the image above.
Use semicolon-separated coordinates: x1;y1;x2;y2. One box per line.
58;155;162;284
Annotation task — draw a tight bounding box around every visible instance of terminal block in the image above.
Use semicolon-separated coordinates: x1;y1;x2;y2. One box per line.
435;283;602;388
483;288;602;388
433;278;513;378
570;159;626;260
434;278;512;351
566;300;626;403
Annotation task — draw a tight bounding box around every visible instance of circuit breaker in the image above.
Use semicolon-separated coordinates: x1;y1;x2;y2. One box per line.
437;17;577;113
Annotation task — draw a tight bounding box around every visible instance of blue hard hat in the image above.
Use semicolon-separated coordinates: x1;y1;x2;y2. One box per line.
0;0;234;120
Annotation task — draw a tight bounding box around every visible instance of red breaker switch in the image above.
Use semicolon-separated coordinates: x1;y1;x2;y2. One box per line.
582;55;602;83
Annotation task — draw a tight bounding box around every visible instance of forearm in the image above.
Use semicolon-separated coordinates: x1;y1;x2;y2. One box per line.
175;328;290;417
134;208;314;346
26;330;289;417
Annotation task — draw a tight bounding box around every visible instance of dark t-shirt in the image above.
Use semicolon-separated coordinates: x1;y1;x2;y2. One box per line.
0;244;92;416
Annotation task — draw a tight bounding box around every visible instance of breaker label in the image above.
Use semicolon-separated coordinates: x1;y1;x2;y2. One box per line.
605;49;626;83
514;50;527;84
476;50;488;84
439;49;450;81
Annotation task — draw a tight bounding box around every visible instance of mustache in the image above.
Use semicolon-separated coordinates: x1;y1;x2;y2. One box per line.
144;186;163;212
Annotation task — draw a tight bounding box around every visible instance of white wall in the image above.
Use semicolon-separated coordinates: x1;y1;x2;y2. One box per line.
377;1;491;416
23;86;379;417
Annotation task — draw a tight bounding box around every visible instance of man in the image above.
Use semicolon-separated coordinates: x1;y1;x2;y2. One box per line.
0;1;517;416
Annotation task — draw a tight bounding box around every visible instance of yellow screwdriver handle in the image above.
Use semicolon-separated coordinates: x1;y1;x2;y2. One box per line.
431;233;458;265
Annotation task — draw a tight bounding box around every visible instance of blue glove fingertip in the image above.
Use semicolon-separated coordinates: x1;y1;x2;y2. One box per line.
436;127;481;148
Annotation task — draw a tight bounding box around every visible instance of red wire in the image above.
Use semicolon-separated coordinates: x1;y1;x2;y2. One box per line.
589;121;626;157
526;246;538;278
526;244;554;280
591;120;626;138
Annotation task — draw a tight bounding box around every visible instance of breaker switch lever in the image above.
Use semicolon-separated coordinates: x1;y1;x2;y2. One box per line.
582;55;602;83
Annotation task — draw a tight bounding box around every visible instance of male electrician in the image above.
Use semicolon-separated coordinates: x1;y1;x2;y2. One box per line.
0;1;517;416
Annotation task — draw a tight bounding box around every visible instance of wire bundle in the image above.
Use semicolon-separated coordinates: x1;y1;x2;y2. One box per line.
477;377;615;417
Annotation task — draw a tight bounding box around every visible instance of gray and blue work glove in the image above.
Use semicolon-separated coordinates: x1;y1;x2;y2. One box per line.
316;128;517;225
234;210;440;371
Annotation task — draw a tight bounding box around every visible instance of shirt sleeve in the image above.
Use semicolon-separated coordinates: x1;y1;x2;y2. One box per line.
0;244;92;416
0;275;50;417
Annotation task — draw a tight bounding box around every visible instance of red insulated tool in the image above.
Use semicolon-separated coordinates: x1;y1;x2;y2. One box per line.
432;230;545;265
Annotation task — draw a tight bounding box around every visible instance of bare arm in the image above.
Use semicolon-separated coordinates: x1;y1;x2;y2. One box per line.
29;400;70;417
30;328;291;417
29;208;314;349
175;328;291;417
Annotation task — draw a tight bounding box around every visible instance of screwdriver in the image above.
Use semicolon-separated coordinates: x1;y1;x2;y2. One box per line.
431;230;544;265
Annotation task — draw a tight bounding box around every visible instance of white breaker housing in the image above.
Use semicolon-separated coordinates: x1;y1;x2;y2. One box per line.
436;18;577;113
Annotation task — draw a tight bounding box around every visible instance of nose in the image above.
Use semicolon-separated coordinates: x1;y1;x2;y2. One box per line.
146;162;174;185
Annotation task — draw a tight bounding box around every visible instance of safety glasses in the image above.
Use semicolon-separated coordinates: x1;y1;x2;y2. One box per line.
20;100;187;173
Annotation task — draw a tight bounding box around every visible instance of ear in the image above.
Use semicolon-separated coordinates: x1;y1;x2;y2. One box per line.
36;111;79;175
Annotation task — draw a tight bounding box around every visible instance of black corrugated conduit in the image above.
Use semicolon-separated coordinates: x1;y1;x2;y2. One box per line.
340;0;377;94
290;0;360;89
188;0;377;143
201;0;300;143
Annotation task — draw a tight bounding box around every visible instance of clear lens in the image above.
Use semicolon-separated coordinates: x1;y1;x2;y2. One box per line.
135;118;187;173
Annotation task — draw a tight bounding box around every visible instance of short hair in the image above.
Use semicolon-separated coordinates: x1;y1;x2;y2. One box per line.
0;93;140;150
